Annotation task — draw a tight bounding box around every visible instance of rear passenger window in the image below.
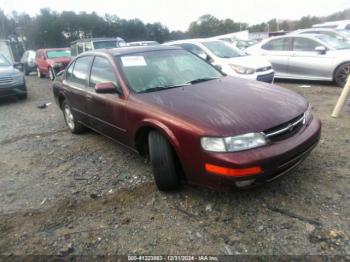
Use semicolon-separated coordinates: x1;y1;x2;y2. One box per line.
89;57;118;88
262;38;290;51
71;56;93;86
65;62;75;81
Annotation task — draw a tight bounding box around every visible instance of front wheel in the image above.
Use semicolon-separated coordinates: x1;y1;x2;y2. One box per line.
148;131;181;191
334;63;350;87
37;67;45;78
49;67;55;81
62;101;86;134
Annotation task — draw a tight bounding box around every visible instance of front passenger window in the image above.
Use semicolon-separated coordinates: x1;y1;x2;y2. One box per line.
71;56;93;86
89;56;118;89
293;38;319;51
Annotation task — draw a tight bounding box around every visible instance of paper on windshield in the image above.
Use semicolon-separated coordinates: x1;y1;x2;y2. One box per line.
121;56;147;67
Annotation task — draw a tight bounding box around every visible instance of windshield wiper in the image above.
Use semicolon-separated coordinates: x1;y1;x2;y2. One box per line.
186;77;219;84
138;83;190;93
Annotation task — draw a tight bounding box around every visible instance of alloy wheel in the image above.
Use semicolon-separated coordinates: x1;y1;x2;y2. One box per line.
64;104;75;130
337;65;350;86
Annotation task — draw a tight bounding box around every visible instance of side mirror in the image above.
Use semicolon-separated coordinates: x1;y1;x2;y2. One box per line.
13;63;23;71
315;46;326;55
95;82;117;94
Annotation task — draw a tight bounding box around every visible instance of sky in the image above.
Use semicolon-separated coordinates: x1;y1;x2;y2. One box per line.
1;0;350;31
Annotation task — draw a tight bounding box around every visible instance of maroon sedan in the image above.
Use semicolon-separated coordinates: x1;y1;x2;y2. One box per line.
53;46;321;191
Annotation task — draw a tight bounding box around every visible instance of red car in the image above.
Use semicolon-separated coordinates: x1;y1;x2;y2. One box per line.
35;48;71;80
53;46;321;191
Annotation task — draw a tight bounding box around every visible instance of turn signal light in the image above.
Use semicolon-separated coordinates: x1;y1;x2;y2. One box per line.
205;163;263;177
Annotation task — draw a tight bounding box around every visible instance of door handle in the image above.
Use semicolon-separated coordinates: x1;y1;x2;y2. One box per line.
86;94;93;100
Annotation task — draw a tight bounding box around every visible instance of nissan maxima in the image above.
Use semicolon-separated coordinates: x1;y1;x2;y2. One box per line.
53;46;321;191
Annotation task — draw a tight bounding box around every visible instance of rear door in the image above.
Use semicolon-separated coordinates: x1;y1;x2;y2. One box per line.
260;37;292;77
86;56;128;143
63;56;94;124
288;36;334;80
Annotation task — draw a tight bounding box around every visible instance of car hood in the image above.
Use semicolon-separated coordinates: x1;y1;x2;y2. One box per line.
0;66;20;77
222;55;271;69
135;76;307;136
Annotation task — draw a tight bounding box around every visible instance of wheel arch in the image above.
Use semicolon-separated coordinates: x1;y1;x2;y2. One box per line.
134;120;181;156
333;61;350;81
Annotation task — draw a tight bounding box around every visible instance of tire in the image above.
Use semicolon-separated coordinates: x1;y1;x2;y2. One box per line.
148;131;181;191
17;92;27;100
334;62;350;87
37;67;44;78
23;64;29;76
49;67;55;81
62;101;86;134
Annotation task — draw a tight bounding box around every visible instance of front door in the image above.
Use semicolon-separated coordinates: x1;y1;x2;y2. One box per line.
288;37;334;80
86;56;128;144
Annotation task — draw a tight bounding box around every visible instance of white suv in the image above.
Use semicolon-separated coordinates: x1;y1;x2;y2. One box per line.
164;39;274;83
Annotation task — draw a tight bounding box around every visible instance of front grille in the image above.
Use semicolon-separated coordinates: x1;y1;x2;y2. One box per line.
0;77;13;85
264;113;305;141
257;72;274;83
256;66;272;72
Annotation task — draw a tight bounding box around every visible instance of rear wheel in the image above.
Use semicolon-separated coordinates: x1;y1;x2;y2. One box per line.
334;63;350;87
62;101;86;134
49;67;55;81
148;131;181;191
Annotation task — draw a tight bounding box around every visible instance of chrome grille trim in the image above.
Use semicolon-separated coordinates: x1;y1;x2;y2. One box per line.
0;77;13;84
264;113;305;139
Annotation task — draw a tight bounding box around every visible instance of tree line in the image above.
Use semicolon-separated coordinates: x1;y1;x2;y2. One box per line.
0;8;349;60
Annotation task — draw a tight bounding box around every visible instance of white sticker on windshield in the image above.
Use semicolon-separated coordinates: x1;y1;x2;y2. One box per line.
121;56;147;67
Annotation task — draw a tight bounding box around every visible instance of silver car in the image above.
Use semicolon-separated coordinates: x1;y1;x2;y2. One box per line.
246;34;350;86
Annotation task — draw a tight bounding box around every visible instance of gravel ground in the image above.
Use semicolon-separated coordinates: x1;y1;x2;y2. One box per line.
0;75;349;256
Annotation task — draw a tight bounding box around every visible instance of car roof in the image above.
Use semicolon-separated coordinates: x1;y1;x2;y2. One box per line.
71;37;124;44
82;45;182;56
37;48;70;52
165;38;222;45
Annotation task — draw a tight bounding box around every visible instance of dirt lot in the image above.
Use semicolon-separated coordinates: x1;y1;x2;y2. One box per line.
0;75;349;256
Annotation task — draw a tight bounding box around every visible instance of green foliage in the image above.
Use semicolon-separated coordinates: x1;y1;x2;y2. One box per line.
0;7;349;55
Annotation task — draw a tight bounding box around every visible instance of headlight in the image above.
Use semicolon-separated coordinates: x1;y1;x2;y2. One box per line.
53;63;64;68
201;133;267;153
303;105;313;124
230;64;255;75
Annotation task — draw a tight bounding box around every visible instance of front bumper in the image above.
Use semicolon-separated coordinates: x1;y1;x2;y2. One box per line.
0;83;27;98
193;116;321;191
257;72;275;83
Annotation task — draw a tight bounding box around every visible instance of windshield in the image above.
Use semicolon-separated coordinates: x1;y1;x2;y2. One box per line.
0;54;11;66
202;41;245;58
47;50;71;59
339;29;350;38
118;49;223;93
315;34;350;50
93;40;120;49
